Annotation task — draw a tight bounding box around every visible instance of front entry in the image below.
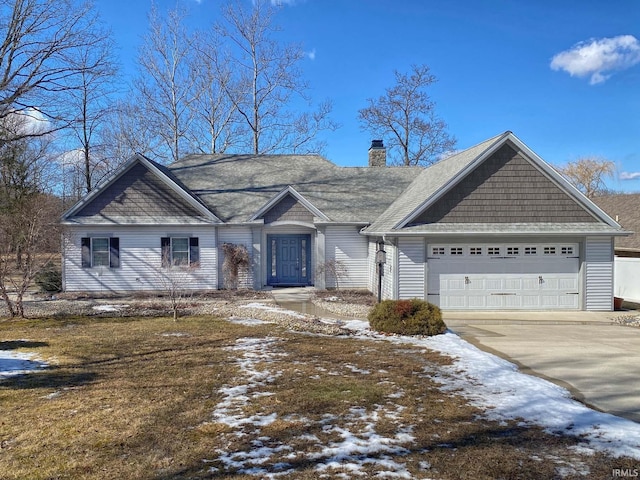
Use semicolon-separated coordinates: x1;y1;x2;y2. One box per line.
267;234;312;286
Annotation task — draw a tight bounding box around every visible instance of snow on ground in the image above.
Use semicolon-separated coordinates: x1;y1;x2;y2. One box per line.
91;304;129;312
343;319;640;460
3;304;640;476
0;350;47;378
240;303;307;318
205;335;418;478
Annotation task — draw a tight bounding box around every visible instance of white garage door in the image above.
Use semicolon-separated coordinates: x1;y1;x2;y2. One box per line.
427;243;579;310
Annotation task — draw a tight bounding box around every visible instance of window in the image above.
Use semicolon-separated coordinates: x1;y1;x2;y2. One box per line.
487;246;500;256
81;237;120;268
161;237;199;267
524;246;537;255
506;246;519;256
543;246;556;255
431;247;445;256
450;247;463;255
561;246;574;255
469;247;482;255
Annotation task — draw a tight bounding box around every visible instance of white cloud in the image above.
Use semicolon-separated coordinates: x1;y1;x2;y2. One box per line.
307;48;316;61
550;35;640;85
620;171;640;180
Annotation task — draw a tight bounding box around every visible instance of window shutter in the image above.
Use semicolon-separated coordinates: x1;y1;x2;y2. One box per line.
161;237;171;267
81;237;91;268
189;237;199;266
109;238;120;268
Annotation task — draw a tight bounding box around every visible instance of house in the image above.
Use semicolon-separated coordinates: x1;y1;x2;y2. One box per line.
61;131;628;311
592;194;640;303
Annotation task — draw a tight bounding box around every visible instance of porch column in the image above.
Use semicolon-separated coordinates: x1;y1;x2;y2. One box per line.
251;226;262;289
315;226;326;289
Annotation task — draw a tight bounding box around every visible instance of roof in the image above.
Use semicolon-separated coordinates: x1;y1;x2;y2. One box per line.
592;194;640;251
168;154;421;223
61;154;221;225
60;132;630;239
364;133;507;233
363;131;625;237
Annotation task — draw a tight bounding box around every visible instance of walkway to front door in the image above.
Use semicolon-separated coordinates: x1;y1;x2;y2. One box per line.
267;234;312;286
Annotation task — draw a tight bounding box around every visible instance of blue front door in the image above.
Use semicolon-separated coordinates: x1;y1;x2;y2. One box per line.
267;234;311;286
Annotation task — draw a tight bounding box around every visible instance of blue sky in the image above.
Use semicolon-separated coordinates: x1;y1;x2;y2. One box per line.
97;0;640;192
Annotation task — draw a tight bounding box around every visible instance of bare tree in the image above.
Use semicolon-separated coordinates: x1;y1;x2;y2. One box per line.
100;100;160;167
188;29;242;154
0;121;61;317
216;0;337;154
221;243;250;290
316;259;348;291
0;0;109;142
0;193;61;318
358;64;456;166
64;28;120;195
134;3;197;163
557;157;616;198
156;263;197;321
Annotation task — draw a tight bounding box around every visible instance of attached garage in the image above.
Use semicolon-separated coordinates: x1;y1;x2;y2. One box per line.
363;132;627;311
427;243;580;310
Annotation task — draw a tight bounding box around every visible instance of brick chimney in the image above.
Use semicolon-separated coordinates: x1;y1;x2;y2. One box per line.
368;139;386;167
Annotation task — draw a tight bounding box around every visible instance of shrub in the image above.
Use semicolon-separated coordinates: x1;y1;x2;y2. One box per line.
35;263;62;293
368;299;446;336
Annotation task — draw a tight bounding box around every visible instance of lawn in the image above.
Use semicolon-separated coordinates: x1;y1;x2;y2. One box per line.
0;314;637;479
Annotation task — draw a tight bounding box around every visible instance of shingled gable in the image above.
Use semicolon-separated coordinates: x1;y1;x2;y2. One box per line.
250;186;329;224
61;154;220;225
365;131;621;235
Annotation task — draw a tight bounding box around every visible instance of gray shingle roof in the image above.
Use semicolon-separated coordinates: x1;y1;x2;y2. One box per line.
168;154;422;223
592;194;640;251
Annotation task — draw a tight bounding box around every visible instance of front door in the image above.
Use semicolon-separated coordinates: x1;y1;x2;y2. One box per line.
267;234;311;286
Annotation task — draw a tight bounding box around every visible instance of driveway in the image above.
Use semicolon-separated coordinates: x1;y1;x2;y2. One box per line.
445;311;640;423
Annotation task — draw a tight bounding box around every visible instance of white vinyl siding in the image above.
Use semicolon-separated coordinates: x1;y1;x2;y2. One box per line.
615;257;640;303
63;226;217;292
367;240;378;293
218;227;253;289
324;226;368;289
381;243;395;300
585;237;614;311
398;237;425;299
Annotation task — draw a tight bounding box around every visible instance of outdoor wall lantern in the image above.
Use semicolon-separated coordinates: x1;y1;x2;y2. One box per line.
376;241;386;303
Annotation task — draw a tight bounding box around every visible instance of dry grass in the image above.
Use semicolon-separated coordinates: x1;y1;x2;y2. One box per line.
0;315;636;479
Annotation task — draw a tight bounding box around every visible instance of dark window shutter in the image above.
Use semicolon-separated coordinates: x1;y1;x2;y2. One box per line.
189;237;199;266
109;238;120;268
81;237;91;268
161;237;171;267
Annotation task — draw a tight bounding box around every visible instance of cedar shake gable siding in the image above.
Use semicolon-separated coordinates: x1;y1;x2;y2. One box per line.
413;143;598;225
73;163;204;222
263;194;315;224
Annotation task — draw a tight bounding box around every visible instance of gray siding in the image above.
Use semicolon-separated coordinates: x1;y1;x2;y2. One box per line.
63;226;217;292
324;226;368;289
74;163;204;222
263;195;314;224
397;237;425;299
414;143;597;224
585;237;614;311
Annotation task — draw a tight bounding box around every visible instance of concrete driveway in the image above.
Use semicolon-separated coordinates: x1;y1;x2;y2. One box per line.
445;311;640;423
